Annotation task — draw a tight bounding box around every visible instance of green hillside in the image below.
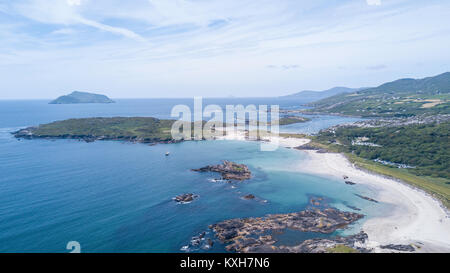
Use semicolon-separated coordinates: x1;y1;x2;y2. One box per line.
14;117;176;142
308;72;450;117
314;121;450;207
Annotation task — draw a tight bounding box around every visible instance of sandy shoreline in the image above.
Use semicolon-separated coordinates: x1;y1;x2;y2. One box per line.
297;150;450;252
218;132;450;252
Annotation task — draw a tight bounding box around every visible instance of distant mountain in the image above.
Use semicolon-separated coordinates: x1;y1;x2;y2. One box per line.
50;91;115;104
308;72;450;117
280;87;366;102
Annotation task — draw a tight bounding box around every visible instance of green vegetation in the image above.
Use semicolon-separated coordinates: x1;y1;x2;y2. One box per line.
326;245;359;253
345;153;450;209
50;91;115;104
17;117;177;142
278;116;310;125
316;122;449;178
308;72;450;117
313;121;450;208
278;133;310;139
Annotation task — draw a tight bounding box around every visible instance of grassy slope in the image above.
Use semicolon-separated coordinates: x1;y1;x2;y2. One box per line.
326;245;359;253
25;117;176;141
308;72;450;117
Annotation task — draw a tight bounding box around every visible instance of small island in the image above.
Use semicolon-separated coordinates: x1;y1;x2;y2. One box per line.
192;161;252;181
173;193;199;204
49;91;115;104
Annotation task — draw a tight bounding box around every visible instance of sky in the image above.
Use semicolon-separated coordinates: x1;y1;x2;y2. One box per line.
0;0;450;99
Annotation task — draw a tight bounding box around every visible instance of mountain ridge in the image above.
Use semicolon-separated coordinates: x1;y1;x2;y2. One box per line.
307;72;450;117
280;87;366;102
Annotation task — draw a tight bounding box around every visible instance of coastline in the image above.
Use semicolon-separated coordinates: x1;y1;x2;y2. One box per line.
13;123;450;252
218;131;450;252
295;149;450;252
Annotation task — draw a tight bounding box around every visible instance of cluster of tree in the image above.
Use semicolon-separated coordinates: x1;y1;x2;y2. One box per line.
317;122;449;179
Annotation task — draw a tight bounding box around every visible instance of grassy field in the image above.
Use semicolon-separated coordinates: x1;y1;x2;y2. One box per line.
326;245;359;253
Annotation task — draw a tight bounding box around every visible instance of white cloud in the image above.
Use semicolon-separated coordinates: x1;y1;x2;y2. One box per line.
366;0;381;6
51;28;76;35
14;0;145;41
1;0;450;99
67;0;82;6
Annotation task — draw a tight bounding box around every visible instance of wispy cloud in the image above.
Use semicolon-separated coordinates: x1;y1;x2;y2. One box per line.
366;0;382;6
0;0;449;99
11;0;146;41
367;64;387;70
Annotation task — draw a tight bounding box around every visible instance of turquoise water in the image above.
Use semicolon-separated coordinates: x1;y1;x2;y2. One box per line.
280;114;364;135
0;99;383;253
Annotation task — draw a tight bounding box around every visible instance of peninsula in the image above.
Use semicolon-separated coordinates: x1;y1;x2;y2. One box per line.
13;117;179;143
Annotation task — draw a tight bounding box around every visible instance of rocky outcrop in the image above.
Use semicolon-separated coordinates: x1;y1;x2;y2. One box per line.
345;181;356;185
209;207;364;253
173;193;199;204
192;161;251;181
181;231;215;252
243;194;255;200
275;231;369;253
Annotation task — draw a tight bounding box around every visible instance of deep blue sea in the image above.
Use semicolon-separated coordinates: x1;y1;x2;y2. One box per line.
0;99;385;253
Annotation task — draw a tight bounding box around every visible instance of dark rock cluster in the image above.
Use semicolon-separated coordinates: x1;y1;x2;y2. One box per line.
243;194;255;200
192;160;252;181
173;193;199;204
380;244;415;252
209;208;364;253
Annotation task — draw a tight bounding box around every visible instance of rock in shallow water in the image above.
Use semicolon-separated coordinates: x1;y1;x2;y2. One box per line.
209;207;365;253
380;244;415;252
192;160;251;181
173;193;198;203
243;194;256;200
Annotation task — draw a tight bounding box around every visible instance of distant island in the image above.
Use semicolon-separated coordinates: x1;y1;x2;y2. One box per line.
49;91;115;104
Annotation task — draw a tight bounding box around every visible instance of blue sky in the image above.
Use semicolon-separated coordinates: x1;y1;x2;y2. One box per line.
1;0;450;99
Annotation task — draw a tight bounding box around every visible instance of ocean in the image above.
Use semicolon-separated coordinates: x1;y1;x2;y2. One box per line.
0;98;384;252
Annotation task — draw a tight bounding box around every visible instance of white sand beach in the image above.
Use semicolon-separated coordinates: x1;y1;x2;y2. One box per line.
296;149;450;253
218;130;450;252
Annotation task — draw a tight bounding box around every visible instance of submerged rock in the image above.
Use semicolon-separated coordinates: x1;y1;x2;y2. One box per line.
380;244;415;252
192;161;251;181
345;204;362;211
354;194;378;203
